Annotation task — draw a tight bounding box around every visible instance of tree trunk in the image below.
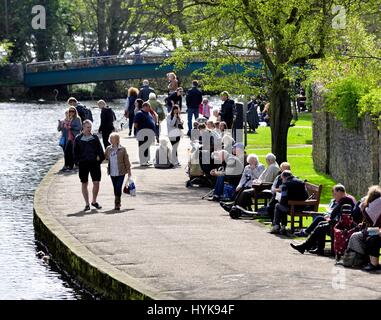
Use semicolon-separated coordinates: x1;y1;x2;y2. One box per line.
269;72;293;164
108;0;122;55
97;0;107;54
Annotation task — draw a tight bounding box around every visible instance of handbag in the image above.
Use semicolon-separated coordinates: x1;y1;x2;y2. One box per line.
123;184;130;194
59;135;66;148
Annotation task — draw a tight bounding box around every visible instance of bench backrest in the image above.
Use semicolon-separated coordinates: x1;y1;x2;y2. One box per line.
305;182;323;210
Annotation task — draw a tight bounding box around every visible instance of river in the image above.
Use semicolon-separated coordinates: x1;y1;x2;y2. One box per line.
0;99;128;299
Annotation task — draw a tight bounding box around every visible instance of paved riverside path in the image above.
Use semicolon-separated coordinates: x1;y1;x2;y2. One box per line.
36;126;381;300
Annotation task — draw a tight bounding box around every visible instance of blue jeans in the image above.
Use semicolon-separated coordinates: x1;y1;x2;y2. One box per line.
213;176;225;197
187;108;199;136
111;175;125;197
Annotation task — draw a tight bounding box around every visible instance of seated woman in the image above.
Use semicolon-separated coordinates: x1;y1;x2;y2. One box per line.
290;184;356;255
346;185;381;271
220;154;265;212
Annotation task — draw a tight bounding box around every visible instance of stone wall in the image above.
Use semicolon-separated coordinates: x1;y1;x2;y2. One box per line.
312;83;380;198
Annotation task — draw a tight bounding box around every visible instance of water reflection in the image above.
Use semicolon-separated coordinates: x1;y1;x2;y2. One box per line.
0;100;126;299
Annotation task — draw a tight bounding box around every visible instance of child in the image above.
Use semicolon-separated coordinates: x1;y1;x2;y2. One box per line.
199;97;212;119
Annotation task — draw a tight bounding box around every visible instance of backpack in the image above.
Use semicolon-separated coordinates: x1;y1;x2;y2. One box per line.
333;213;358;257
341;248;369;268
351;200;363;224
76;103;93;122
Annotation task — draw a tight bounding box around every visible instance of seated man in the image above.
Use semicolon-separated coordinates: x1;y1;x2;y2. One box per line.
232;153;279;211
256;162;291;220
290;184;356;255
207;149;244;201
270;170;308;235
294;184;356;237
220;154;265;212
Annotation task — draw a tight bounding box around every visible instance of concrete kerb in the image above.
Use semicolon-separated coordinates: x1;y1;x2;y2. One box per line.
33;159;169;300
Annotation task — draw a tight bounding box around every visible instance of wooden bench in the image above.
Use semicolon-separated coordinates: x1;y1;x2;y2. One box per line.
250;182;274;211
287;182;323;233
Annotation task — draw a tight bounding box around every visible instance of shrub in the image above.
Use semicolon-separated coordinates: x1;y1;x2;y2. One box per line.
325;76;369;129
359;88;381;127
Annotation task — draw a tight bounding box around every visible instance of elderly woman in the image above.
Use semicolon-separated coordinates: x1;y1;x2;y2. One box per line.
61;106;82;171
148;92;165;122
98;99;116;149
220;154;265;211
345;186;381;271
104;132;132;210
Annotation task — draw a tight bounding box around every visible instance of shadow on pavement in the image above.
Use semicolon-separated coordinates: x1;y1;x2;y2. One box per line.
103;208;135;214
67;209;98;217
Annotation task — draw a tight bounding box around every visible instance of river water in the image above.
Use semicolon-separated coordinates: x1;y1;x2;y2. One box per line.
0;99;128;300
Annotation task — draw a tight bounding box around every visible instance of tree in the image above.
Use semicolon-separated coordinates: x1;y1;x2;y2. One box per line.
145;0;375;163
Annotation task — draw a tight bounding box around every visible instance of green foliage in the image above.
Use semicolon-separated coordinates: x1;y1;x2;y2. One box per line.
325;76;369;129
307;16;380;129
0;41;12;65
359;88;381;126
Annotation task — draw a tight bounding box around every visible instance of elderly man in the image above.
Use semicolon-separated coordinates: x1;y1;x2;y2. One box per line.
255;153;279;184
270;170;308;235
138;79;155;102
290;184;356;254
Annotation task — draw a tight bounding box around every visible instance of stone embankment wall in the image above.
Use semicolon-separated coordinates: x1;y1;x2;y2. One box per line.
312;83;380;198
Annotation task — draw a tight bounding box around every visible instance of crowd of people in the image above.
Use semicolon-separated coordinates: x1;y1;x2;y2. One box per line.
56;75;380;273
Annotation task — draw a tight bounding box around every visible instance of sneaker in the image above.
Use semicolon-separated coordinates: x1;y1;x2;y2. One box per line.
363;263;381;272
91;202;102;209
84;205;90;211
270;225;280;234
207;195;220;202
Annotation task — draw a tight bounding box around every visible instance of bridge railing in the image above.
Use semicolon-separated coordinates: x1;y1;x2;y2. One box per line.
25;52;260;73
25;54;173;73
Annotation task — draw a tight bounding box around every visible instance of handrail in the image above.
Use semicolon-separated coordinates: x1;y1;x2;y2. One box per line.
25;52;261;73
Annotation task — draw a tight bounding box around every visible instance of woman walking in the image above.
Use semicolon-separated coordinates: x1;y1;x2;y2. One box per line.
105;133;132;210
125;87;139;136
61;106;82;171
166;105;184;167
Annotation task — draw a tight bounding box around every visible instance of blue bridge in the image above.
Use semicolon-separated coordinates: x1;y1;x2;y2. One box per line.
24;54;262;88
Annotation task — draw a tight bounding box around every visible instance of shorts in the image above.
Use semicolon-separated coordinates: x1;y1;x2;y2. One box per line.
78;161;101;183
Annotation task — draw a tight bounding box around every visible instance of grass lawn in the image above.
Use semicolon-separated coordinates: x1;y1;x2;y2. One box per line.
246;112;337;208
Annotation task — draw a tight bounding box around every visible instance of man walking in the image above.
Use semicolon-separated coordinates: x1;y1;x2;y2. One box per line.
219;91;235;129
74;120;105;211
185;80;203;137
138;79;155;102
134;102;156;166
